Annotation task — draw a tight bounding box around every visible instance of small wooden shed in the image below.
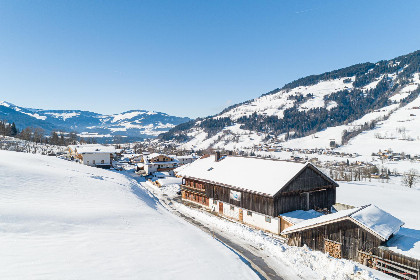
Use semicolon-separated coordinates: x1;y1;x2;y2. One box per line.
282;204;404;262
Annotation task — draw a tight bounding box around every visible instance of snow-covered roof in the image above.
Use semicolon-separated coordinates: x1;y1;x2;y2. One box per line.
153;171;171;178
69;144;116;154
176;155;329;196
351;205;404;240
176;155;199;159
282;205;404;241
280;210;324;225
156;177;183;186
174;162;191;173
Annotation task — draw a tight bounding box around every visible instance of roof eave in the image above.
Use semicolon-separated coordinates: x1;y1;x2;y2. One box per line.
183;175;275;197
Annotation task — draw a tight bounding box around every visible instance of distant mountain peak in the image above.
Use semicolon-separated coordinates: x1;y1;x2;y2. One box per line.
0;101;16;108
0;102;191;142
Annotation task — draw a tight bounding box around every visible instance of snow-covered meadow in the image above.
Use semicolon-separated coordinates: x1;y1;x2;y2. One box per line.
0;151;258;279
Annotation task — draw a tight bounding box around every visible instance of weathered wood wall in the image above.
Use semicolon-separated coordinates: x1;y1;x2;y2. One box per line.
274;166;336;215
275;187;336;214
286;219;383;261
206;183;275;216
280;166;336;193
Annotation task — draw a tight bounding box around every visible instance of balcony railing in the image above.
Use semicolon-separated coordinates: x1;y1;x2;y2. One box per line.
181;184;206;193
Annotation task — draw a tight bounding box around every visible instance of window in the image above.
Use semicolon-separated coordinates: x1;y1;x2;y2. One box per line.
230;205;234;211
93;160;96;164
101;160;104;164
265;216;271;223
87;161;90;164
247;211;252;216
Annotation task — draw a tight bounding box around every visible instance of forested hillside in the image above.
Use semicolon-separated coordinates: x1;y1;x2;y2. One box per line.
160;50;420;150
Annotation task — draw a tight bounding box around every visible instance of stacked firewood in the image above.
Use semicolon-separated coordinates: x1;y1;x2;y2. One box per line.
324;240;342;259
358;251;373;267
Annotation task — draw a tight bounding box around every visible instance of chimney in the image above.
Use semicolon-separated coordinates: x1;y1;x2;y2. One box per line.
215;151;221;162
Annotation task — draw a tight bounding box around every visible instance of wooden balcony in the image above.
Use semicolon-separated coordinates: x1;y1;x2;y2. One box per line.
181;184;206;194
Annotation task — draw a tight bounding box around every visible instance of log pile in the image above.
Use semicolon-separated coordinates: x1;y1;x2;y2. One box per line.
324;239;342;259
358;251;373;267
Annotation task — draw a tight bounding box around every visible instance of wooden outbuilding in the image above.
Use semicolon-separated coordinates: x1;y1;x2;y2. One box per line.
281;204;404;262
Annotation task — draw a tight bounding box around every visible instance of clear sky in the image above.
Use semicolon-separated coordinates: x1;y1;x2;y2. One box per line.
1;0;420;118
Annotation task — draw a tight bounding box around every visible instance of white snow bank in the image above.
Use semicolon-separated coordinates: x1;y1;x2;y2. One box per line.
0;151;258;280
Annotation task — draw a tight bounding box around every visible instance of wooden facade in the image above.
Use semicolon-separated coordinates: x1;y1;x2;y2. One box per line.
149;155;174;163
274;165;337;214
181;163;337;217
285;219;384;261
181;179;209;207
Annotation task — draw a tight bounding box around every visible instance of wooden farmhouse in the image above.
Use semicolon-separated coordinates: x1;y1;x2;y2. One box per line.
281;205;404;262
176;153;338;234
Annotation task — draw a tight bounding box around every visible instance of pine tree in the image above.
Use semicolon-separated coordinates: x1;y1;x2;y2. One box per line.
10;122;17;136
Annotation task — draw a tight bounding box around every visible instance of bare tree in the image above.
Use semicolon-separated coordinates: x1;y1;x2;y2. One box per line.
33;127;45;143
402;169;418;188
19;127;33;141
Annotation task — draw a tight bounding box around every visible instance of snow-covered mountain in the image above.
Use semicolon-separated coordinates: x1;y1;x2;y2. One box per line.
0;101;190;140
161;50;420;151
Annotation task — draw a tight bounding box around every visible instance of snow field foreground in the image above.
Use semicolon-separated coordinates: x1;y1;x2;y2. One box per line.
142;181;391;280
0;151;258;280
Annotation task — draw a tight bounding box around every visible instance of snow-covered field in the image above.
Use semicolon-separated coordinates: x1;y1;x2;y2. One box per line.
0;151;258;279
338;96;420;157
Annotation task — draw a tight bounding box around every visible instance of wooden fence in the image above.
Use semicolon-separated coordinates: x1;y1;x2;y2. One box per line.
359;247;420;280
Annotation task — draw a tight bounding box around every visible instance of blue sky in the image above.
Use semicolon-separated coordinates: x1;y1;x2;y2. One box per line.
1;0;420;118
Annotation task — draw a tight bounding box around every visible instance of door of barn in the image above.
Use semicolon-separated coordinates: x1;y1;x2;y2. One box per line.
219;202;223;214
239;209;243;222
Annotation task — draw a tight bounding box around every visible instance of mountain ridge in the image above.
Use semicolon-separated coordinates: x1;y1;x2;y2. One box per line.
160;50;420;150
0;101;191;141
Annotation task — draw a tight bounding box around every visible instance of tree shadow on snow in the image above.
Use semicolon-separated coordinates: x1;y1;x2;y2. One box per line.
386;227;420;251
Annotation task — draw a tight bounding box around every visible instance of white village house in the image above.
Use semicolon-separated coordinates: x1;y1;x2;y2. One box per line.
175;154;199;166
136;153;179;176
68;144;116;169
